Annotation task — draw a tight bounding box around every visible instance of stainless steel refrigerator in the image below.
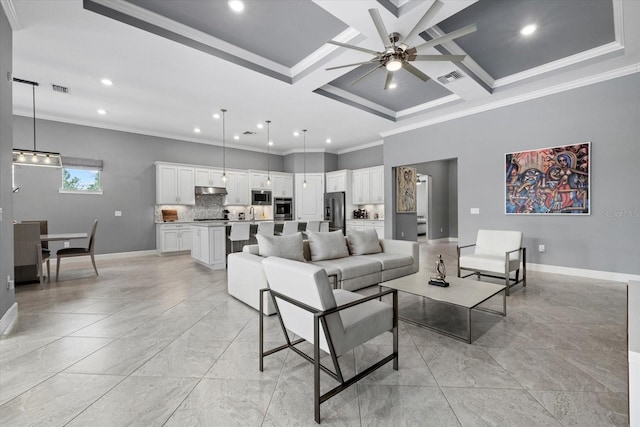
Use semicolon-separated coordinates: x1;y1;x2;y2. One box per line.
324;192;346;235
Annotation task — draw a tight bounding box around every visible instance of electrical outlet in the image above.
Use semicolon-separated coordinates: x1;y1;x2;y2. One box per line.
115;211;122;217
538;244;545;253
440;228;444;233
64;241;70;248
401;232;404;238
470;208;480;215
7;275;14;290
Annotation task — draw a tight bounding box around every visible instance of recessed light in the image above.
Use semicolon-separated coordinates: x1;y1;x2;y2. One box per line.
97;109;107;115
233;135;240;140
326;138;332;144
268;141;274;146
194;127;201;133
257;123;264;129
212;113;220;119
293;131;299;137
388;82;397;89
100;78;113;86
520;24;537;36
228;0;244;13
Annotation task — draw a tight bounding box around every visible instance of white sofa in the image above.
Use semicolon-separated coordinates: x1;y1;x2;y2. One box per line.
228;235;419;315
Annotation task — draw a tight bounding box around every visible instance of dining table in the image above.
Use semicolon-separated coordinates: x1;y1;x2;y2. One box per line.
40;233;88;242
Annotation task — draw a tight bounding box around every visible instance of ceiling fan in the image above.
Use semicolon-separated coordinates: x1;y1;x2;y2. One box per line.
326;0;476;90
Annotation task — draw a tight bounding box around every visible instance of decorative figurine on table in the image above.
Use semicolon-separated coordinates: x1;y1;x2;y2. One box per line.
429;255;449;287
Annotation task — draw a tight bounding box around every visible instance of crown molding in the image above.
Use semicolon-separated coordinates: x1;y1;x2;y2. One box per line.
1;0;22;31
336;139;383;155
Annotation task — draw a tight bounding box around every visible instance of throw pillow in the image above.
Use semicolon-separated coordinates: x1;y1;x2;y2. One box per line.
256;232;306;262
347;228;382;255
306;230;349;261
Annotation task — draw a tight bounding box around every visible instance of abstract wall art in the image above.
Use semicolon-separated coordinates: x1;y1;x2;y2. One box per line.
505;142;590;215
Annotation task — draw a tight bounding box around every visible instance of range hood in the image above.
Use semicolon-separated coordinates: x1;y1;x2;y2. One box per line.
195;186;228;195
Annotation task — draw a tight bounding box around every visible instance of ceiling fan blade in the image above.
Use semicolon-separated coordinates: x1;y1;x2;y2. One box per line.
411;54;466;62
368;9;392;47
349;64;383;87
415;24;477;52
403;63;430;82
326;61;379;71
401;0;444;46
384;71;394;91
327;40;379;56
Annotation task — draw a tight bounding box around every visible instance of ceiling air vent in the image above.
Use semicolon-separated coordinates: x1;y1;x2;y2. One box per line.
437;71;464;85
242;131;256;135
51;84;70;94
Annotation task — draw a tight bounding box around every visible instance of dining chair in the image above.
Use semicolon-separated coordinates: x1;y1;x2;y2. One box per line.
279;221;299;236
256;221;275;236
22;220;49;255
228;222;251;253
56;219;98;281
14;223;50;286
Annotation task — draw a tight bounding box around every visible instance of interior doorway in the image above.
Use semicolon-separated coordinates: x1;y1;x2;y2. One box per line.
416;174;430;242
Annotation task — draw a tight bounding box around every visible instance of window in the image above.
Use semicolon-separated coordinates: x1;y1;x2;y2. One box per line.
59;157;104;194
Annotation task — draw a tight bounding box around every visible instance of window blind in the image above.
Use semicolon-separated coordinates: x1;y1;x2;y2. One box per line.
61;156;103;171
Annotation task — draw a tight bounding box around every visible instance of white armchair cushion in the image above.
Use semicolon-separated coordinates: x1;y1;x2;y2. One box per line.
307;230;349;261
475;229;523;261
347;228;382;255
256;232;306;262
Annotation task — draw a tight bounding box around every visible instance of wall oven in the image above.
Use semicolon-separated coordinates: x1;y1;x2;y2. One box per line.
251;190;272;206
274;197;293;221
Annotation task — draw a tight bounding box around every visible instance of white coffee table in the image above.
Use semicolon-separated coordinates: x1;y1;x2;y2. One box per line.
380;272;506;343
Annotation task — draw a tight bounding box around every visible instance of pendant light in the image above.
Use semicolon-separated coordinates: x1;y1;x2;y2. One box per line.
302;129;307;188
12;78;62;168
265;120;271;186
221;108;227;183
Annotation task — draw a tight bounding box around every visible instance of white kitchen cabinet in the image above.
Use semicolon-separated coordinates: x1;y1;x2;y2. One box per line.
224;171;250;206
370;166;384;203
195;167;224;187
294;173;324;221
273;172;294;198
156;223;192;254
191;225;226;270
326;170;350;192
346;220;384;238
351;166;383;205
156;163;195;205
249;171;271;190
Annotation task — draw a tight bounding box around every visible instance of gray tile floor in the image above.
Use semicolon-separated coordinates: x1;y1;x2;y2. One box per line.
0;241;629;426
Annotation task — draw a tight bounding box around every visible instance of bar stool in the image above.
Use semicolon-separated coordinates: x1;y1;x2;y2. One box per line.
320;222;329;232
257;221;275;236
279;221;299;236
306;220;321;233
228;222;251;253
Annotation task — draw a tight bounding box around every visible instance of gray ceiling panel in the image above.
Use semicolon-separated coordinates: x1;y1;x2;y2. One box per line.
437;0;615;79
127;0;348;67
330;64;453;111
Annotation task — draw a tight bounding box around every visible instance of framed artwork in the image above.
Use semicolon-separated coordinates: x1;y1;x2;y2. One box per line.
396;166;417;213
505;142;590;215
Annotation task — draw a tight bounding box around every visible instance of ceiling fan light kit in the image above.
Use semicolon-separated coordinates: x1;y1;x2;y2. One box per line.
326;0;476;90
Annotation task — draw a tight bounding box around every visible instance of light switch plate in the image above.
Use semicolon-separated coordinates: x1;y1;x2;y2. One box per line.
470;208;480;215
539;244;545;252
115;211;122;216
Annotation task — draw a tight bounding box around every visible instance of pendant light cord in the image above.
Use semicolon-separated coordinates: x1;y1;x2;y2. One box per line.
266;120;271;180
302;129;307;183
32;84;36;151
221;109;227;178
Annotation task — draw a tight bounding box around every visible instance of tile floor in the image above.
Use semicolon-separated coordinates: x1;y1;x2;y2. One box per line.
0;241;629;426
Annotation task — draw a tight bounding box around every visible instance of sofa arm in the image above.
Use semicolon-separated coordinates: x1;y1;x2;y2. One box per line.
228;252;275;315
379;239;419;274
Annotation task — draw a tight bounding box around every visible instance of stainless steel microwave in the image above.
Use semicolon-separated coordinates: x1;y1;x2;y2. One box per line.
251;190;272;205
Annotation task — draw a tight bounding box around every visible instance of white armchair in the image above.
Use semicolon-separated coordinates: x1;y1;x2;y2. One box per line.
260;256;398;423
457;229;526;296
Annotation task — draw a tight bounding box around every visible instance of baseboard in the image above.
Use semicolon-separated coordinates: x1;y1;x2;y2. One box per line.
54;249;157;264
0;303;18;335
630;351;639;427
527;262;640;283
427;237;458;243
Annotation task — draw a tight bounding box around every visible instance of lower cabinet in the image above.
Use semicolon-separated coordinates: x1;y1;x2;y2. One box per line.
156;224;192;254
346;220;385;238
191;225;226;270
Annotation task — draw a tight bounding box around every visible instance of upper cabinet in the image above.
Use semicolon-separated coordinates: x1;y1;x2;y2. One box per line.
224;170;250;206
195;167;225;187
351;166;383;205
326;170;350;193
249;171;270;190
272;172;294;198
156;162;195;205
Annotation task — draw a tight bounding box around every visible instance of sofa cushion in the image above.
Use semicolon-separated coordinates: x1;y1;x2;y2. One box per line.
347;228;382;255
307;230;349;261
353;253;413;270
256;232;306;262
312;256;381;280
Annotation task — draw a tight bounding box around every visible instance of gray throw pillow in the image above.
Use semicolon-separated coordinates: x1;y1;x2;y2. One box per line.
256;232;306;262
347;228;382;255
306;230;349;261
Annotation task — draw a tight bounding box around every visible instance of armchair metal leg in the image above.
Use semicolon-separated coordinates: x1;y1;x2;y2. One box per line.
314;314;321;424
393;290;399;371
523;248;527;287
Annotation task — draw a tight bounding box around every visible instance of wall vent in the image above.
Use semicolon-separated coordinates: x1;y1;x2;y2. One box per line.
242;131;256;135
437;71;463;84
51;84;70;94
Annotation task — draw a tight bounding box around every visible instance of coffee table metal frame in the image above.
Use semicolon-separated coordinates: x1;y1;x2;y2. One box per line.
380;274;506;343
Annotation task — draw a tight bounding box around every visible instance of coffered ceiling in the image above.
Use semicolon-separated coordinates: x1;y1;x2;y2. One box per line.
6;0;639;154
